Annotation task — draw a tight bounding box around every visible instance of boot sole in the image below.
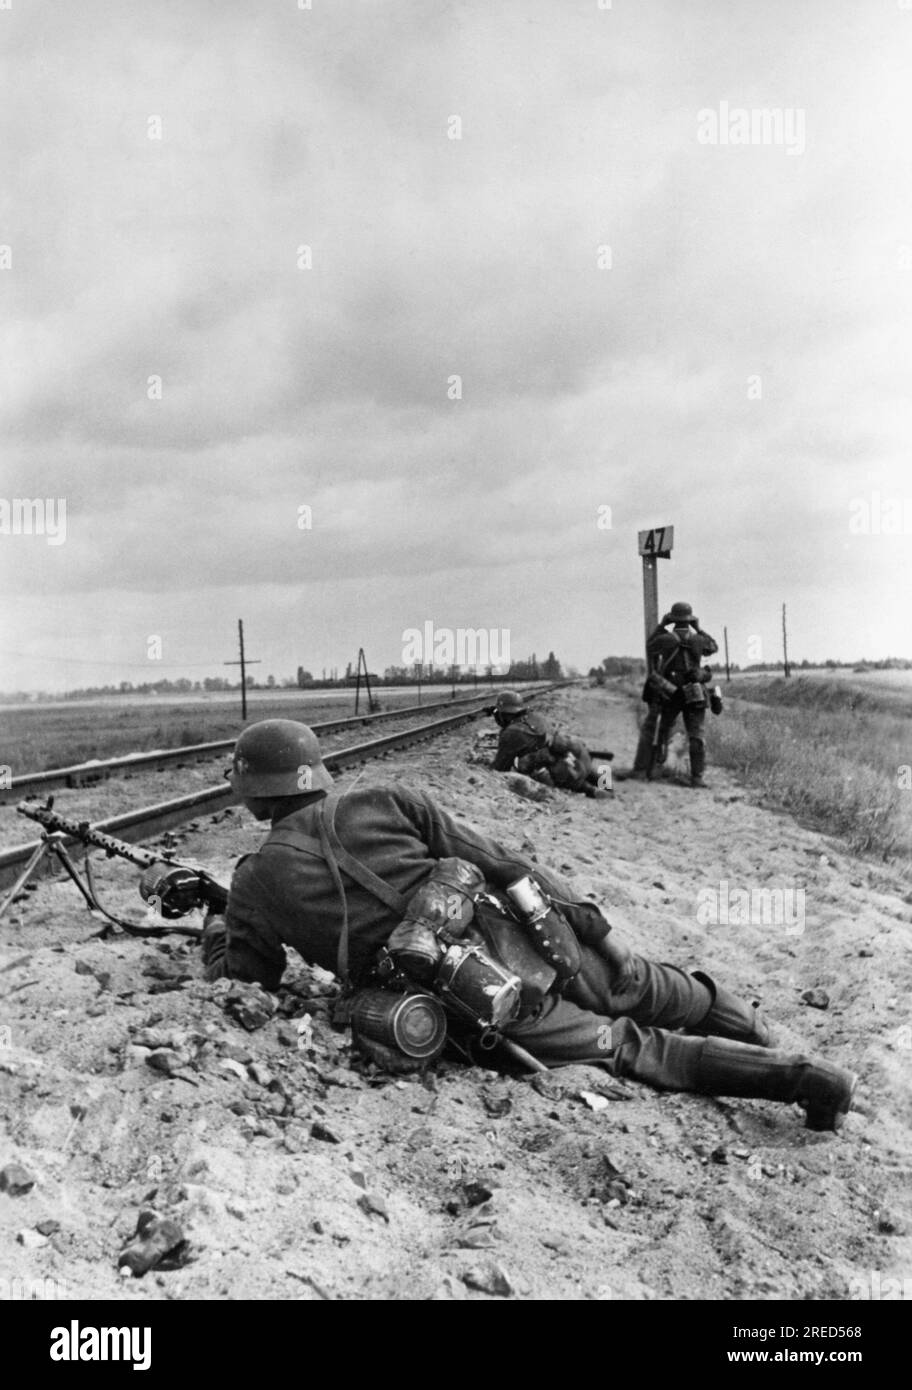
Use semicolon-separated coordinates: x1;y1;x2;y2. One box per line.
804;1072;858;1133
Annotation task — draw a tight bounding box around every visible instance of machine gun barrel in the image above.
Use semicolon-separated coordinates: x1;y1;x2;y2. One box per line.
18;799;162;869
16;798;228;919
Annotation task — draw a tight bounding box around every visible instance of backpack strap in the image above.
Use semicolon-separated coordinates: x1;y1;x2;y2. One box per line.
320;791;409;915
317;813;353;986
266;792;409;986
320;791;410;987
264;816;353;983
645;639;680;686
654;636;681;676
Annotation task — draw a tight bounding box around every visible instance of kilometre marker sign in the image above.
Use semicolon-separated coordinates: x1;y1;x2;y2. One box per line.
637;526;674;559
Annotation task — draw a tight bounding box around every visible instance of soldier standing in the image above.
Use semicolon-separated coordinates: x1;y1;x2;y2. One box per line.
632;601;719;788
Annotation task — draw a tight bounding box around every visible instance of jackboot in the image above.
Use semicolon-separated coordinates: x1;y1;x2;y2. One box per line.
689;742;707;788
609;1020;856;1132
695;1037;857;1132
688;971;773;1047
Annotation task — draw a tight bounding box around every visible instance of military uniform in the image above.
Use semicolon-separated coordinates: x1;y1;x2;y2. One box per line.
491;711;552;773
208;784;773;1088
493;714;607;796
204;722;857;1130
534;730;602;792
633;609;719;785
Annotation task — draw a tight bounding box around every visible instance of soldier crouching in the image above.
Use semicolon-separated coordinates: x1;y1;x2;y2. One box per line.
489;691;612;798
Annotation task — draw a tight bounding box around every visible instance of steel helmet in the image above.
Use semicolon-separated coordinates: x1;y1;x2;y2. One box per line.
668;601;695;624
495;690;527;715
227;720;333;798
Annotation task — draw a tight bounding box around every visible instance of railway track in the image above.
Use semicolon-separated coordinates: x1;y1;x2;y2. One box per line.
0;683;570;895
2;687;555;801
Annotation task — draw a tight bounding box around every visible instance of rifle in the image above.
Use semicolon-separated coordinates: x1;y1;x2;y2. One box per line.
643;646;679;781
645;710;666;780
13;798;228;936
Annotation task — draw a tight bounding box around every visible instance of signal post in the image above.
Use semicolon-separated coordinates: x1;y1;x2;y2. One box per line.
637;525;674;663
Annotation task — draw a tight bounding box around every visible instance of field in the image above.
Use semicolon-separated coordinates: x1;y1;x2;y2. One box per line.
636;674;912;873
617;667;906;872
733;667;912;706
713;676;911;868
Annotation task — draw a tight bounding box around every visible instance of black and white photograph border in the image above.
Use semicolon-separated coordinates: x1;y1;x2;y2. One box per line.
0;0;909;1343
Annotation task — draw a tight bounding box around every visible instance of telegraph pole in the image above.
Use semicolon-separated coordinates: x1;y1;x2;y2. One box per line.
354;647;377;714
723;625;731;683
782;603;791;678
224;619;261;721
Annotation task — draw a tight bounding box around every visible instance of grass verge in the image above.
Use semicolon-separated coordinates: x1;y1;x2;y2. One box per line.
618;677;911;872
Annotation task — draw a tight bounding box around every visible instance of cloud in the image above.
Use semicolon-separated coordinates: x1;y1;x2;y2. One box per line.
1;0;911;689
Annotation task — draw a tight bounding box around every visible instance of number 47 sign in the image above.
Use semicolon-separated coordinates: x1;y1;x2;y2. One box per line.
638;525;674;559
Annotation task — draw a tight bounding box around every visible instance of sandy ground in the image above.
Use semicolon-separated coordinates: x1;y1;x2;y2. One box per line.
1;685;910;1301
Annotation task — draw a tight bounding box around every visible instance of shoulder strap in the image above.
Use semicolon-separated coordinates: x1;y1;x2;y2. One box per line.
261;793;411;986
263;812;353;983
316;813;352;985
652;639;680;677
320;791;409;915
318;791;409;988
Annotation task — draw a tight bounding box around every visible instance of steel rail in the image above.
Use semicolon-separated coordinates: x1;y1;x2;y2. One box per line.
0;683;571;894
1;684;558;799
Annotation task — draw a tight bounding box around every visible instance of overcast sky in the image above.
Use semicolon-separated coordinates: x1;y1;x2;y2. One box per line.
1;0;910;693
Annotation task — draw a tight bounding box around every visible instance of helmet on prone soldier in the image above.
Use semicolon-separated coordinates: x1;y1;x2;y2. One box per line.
496;690;527;714
227;720;333;799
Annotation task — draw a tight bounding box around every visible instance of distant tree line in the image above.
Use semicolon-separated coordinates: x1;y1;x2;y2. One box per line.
4;651;569;702
4;650;910;703
381;651;565;685
588;656;646;683
586;655;912;688
735;658;912;674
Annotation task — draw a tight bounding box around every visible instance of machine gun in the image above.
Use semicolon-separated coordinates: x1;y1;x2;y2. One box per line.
5;798;228;936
